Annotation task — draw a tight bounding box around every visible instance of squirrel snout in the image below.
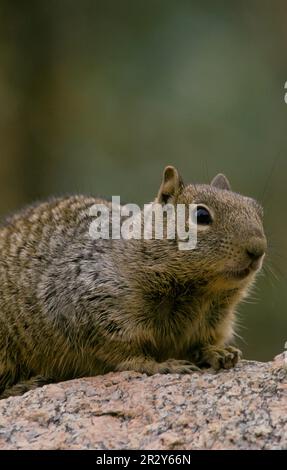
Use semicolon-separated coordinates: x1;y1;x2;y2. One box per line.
245;237;267;262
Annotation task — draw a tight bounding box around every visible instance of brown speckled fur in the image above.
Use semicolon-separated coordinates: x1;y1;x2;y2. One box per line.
0;167;266;398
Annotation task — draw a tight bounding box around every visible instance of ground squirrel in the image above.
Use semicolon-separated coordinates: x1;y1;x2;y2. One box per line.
0;166;266;398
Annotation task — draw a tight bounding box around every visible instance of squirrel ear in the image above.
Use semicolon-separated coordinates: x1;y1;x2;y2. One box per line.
211;173;231;191
157;166;184;204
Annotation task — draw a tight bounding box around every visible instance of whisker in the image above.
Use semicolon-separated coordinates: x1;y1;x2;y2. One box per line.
260;149;282;205
264;261;282;282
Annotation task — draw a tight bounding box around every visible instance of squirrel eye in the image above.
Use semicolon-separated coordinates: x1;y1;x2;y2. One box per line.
196;206;212;225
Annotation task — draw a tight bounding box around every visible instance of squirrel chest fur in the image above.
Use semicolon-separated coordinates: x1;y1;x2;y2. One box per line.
0;166;267;398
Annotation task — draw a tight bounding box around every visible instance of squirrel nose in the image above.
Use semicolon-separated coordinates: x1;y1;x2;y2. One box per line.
245;237;267;261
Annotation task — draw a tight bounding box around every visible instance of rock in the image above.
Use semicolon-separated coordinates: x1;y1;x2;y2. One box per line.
0;355;286;449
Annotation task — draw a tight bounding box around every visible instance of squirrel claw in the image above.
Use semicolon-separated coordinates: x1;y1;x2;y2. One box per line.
200;345;242;371
156;359;201;375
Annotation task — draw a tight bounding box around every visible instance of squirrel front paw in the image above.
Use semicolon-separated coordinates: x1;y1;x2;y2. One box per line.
154;359;201;375
200;345;242;370
115;357;201;375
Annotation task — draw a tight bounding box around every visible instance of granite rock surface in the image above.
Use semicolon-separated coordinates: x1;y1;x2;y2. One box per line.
0;354;286;449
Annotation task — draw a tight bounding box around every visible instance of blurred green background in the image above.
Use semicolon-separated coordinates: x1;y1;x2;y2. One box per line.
0;0;286;361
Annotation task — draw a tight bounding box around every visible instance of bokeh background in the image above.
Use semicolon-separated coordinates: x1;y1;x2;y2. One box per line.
0;0;286;361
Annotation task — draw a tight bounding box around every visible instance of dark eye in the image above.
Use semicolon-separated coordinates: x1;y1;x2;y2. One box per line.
196;206;212;225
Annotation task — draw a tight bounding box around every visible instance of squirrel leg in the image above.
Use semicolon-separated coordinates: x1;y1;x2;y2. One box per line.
115;357;201;375
197;345;242;370
0;375;53;399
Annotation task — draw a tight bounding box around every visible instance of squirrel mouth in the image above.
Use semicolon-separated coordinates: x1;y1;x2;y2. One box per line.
225;267;252;280
223;257;263;280
224;262;261;280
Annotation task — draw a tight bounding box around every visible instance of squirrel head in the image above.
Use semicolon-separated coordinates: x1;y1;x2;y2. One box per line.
155;165;267;289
